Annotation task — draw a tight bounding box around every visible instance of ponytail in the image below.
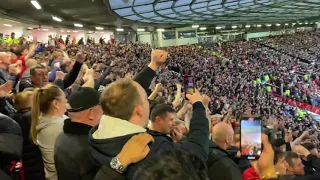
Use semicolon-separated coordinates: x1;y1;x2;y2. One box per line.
30;88;41;144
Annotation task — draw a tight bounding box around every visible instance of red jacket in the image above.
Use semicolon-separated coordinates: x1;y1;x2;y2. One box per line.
242;167;259;180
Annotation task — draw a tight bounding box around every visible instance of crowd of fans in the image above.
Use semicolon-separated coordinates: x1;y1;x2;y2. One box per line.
0;30;320;180
260;31;320;63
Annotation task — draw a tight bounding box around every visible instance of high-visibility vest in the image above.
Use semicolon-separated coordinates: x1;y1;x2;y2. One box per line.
266;86;272;92
285;90;290;96
304;74;308;81
257;78;261;84
264;75;270;82
297;110;304;121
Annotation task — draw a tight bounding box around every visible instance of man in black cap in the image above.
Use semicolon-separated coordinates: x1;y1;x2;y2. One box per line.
54;87;103;180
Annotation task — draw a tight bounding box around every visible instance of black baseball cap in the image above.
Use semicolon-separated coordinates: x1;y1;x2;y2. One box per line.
67;87;100;112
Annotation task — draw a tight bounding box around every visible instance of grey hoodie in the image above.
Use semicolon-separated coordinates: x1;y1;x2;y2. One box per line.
36;115;67;180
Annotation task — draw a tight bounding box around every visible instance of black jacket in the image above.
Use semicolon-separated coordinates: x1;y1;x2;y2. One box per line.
132;66;156;92
207;141;242;180
10;110;45;180
54;119;98;180
0;68;17;115
0;113;22;176
19;61;83;92
90;101;209;180
303;154;320;176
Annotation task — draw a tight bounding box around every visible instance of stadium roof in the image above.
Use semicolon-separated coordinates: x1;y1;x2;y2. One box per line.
0;0;319;30
109;0;320;25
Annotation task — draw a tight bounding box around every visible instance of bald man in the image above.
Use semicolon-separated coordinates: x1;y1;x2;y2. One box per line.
207;122;242;180
21;58;37;78
0;52;19;85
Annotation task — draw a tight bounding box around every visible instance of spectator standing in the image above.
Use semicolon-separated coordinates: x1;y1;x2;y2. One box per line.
207;122;242;180
6;32;19;46
48;35;56;47
30;84;68;180
54;87;103;180
10;90;45;180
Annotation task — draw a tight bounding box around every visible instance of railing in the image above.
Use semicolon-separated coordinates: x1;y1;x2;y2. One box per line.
272;93;320;114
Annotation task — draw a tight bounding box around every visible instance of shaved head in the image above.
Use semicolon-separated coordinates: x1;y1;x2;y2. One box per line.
0;52;10;66
211;122;234;149
26;59;38;68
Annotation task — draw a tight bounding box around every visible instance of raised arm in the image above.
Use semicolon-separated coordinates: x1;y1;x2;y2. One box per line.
181;90;209;162
61;53;84;89
24;38;38;60
133;50;168;92
172;84;182;108
148;83;162;100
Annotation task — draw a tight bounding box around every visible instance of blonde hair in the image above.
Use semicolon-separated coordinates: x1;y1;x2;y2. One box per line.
52;51;63;59
13;90;34;111
30;84;61;144
25;58;38;69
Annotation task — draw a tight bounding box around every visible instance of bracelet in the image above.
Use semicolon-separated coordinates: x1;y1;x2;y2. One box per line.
261;172;279;179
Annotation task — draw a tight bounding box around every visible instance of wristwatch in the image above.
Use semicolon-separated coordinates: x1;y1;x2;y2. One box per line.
110;157;126;174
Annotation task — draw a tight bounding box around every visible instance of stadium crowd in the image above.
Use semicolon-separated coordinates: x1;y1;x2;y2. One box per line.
0;30;320;180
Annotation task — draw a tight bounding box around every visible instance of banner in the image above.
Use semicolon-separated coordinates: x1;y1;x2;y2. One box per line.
272;93;320;115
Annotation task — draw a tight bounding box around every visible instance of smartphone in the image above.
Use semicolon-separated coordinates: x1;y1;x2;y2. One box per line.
240;116;262;160
183;75;195;98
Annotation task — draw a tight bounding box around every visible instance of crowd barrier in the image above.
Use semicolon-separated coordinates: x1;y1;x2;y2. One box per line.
272;93;320;114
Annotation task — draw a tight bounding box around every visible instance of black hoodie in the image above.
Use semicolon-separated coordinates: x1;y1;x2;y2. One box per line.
89;102;209;180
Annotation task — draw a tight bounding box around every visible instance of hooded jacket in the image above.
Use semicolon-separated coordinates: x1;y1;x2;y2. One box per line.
90;102;209;180
36;115;67;180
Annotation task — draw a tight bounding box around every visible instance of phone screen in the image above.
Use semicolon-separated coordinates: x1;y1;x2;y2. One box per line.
183;75;195;96
240;117;262;160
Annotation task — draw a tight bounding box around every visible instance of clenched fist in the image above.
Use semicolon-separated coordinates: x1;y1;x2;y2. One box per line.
55;71;65;80
8;63;22;75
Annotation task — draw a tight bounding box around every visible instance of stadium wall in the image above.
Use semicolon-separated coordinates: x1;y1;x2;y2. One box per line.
151;27;199;47
246;31;282;39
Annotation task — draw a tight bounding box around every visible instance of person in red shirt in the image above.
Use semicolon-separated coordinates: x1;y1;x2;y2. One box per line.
57;35;64;45
9;39;38;78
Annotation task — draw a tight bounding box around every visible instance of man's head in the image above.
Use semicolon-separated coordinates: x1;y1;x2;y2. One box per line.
0;33;3;38
11;32;15;39
274;148;287;175
211;122;234;150
30;64;49;87
134;149;207;180
67;87;103;126
52;51;64;60
0;52;11;67
25;59;38;69
302;143;318;156
284;151;305;176
100;78;149;127
150;104;176;134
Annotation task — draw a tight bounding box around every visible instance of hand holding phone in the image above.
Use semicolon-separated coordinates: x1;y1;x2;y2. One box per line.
240;117;262;160
183;75;195;98
185;89;202;104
